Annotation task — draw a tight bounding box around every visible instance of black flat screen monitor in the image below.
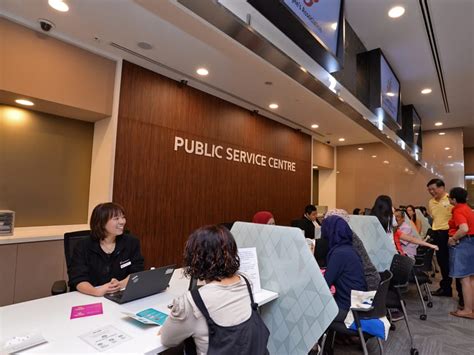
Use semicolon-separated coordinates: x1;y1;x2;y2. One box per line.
248;0;345;73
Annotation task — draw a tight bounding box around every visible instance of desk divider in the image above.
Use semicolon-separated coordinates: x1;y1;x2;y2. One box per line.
231;222;338;354
348;215;397;272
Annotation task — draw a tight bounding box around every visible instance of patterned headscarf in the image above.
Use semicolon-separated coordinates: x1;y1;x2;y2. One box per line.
324;208;350;223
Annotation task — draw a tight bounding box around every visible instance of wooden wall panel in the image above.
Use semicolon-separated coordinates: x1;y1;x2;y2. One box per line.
114;62;311;268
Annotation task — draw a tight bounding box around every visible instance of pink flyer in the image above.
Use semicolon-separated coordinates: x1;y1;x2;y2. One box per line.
70;302;103;319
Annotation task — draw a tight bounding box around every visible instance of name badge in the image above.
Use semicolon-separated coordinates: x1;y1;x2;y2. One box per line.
120;260;131;269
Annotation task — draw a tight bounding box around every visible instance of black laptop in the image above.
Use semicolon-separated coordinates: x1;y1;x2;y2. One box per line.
104;265;175;304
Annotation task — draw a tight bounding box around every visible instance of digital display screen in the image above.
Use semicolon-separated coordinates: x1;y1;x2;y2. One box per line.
281;0;342;56
380;55;400;123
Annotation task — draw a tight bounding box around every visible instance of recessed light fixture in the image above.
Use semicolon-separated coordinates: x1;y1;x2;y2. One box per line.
415;133;419;136
383;160;390;164
435;122;443;126
421;88;432;94
444;147;451;150
137;42;153;50
338;138;345;142
268;103;279;109
439;132;446;136
388;6;405;18
15;99;34;106
386;92;395;97
371;155;377;158
300;66;307;73
313;165;319;169
311;124;319;129
357;147;364;151
331;22;338;30
448;155;452;158
48;0;69;12
196;68;209;76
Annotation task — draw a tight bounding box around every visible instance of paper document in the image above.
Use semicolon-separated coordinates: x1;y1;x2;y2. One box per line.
238;247;261;294
79;325;131;352
122;308;169;326
70;302;103;319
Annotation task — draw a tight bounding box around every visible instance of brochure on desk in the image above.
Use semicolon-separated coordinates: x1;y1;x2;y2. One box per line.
122;308;168;326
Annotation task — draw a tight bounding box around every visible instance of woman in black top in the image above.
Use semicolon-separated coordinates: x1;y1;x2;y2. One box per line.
68;202;144;296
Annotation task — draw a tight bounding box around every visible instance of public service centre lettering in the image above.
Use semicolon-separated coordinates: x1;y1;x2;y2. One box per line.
174;136;296;172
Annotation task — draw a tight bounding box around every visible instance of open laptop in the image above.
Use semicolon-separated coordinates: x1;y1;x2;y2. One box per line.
104;265;175;304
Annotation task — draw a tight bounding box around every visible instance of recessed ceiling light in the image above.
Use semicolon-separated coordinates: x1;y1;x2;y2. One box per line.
338;138;345;142
313;165;319;169
357;147;364;151
383;160;390;164
439;132;446;136
331;22;338;30
448;155;452;158
311;124;319;129
196;68;209;76
268;103;279;109
388;6;405;18
415;133;419;136
435;122;443;126
300;66;307;73
444;147;451;150
371;155;377;158
15;99;34;106
48;0;69;12
421;88;432;94
386;92;395;97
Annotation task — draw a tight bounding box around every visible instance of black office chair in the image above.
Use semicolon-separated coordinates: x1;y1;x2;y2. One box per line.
51;230;91;295
386;254;419;355
321;270;393;355
410;246;435;320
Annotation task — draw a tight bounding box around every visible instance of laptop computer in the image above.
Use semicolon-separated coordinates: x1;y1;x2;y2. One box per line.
104;265;175;304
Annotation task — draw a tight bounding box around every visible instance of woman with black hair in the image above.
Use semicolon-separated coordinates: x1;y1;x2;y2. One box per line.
370;195;396;238
447;187;474;319
406;205;422;235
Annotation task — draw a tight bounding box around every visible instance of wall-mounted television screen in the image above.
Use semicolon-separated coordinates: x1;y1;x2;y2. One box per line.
247;0;345;73
401;104;422;151
357;48;402;131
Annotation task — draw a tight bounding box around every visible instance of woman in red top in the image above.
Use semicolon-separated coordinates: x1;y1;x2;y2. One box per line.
447;187;474;319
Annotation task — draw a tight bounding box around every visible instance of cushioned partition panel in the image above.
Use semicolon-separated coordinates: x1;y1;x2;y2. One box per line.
231;222;338;354
348;215;397;272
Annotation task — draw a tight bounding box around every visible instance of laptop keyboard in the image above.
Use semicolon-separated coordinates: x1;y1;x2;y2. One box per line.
108;290;124;300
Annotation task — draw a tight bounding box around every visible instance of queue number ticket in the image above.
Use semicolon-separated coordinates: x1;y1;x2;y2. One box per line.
238;247;262;294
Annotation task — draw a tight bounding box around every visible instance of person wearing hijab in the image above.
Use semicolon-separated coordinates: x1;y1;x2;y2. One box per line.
322;216;367;315
252;211;275;225
324;209;381;291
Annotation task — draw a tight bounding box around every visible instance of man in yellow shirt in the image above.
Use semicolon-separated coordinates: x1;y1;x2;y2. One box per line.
427;179;462;304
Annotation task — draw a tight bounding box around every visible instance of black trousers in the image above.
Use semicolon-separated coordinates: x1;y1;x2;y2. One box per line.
431;229;463;298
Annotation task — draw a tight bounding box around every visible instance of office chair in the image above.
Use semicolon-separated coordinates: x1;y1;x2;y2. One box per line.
410;246;435;320
51;230;91;295
386;254;419;355
321;270;393;355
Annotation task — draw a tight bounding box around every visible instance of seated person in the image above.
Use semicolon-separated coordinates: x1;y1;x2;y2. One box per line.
68;202;144;296
160;225;269;353
352;208;362;215
322;216;367;318
291;204;321;239
394;209;438;259
252;211;275;225
324;209;381;291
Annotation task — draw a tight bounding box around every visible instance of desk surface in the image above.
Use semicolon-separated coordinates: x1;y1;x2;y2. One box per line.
0;270;278;354
0;224;89;245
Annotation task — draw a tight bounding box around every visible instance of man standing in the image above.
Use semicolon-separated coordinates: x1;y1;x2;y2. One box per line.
427;179;463;306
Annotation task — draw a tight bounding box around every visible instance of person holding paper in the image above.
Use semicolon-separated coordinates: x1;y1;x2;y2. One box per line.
68;202;144;296
160;225;269;354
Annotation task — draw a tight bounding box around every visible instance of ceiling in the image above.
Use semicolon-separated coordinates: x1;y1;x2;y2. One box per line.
345;0;474;146
0;0;378;147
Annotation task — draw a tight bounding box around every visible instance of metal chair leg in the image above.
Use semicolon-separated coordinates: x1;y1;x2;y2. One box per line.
356;326;369;355
377;337;384;355
399;297;415;349
413;272;427;319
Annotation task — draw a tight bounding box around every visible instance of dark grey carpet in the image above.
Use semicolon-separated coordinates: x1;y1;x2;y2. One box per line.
332;283;474;355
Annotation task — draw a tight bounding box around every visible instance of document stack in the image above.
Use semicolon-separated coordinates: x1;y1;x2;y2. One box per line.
0;210;15;236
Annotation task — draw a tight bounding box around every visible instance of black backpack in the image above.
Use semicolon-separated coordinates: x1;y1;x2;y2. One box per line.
185;275;270;355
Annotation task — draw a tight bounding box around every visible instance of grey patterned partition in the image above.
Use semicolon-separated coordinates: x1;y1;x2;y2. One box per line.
231;222;338;354
348;215;397;272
